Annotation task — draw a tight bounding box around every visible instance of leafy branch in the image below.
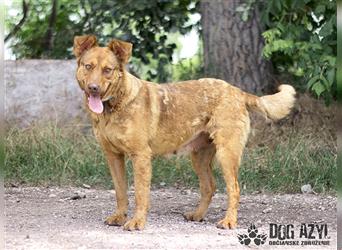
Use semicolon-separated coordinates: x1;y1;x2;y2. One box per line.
5;0;29;43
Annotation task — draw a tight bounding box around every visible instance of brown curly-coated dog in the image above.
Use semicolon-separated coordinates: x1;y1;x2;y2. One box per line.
73;35;296;231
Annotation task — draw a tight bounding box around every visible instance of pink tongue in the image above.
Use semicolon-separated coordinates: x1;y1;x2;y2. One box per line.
88;95;103;114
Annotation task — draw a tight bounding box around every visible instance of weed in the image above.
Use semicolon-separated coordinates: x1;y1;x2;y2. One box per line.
5;123;336;193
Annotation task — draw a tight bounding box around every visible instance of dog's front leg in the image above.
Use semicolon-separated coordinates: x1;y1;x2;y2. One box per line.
104;153;128;226
123;153;152;230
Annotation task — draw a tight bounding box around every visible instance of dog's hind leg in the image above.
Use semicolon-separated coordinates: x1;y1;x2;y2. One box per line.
213;120;249;229
184;144;216;222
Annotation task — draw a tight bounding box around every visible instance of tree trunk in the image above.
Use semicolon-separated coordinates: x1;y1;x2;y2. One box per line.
42;0;58;56
200;0;272;94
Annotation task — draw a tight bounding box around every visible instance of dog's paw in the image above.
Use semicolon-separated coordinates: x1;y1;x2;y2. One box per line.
104;213;127;226
123;216;146;231
247;224;258;238
183;211;205;222
216;217;237;229
238;234;251;245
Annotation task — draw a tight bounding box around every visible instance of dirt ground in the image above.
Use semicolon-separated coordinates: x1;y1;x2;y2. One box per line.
5;187;336;249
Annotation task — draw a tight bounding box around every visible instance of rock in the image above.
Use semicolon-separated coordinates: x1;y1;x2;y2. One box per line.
160;182;166;187
319;206;326;211
301;184;313;194
82;184;91;189
70;193;86;200
262;207;272;214
49;194;57;198
181;189;191;195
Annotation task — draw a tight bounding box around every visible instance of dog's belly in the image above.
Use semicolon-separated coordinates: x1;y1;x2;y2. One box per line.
151;131;212;155
150;128;213;155
173;131;213;154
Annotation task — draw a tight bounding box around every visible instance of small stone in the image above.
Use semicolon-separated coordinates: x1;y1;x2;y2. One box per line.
26;235;30;239
82;184;91;189
301;184;313;194
70;193;86;200
181;189;191;195
49;194;57;198
252;190;261;195
262;207;272;214
160;182;166;187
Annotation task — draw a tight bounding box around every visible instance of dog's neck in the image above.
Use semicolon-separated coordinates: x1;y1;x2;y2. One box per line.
105;70;142;113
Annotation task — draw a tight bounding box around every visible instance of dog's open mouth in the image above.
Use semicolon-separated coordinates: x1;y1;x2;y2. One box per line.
87;94;104;114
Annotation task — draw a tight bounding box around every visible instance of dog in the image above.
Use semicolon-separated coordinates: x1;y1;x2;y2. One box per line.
73;35;295;231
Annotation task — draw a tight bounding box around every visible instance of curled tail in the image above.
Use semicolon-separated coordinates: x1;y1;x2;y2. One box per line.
245;85;296;121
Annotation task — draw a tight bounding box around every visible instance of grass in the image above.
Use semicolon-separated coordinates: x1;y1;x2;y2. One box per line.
5;123;336;193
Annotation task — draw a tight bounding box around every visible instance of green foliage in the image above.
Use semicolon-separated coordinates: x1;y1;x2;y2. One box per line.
235;0;256;22
6;0;336;100
259;0;336;103
172;53;204;81
5;124;336;193
5;0;199;82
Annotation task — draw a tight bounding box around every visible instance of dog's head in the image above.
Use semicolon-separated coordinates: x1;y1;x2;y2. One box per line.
73;35;132;114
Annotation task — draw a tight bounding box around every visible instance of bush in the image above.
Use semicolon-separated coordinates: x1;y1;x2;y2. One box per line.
259;0;336;103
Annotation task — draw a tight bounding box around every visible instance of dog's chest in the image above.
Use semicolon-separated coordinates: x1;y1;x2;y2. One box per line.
92;116;132;154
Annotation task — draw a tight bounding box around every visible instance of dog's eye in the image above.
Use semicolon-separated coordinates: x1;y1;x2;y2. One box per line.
85;64;92;70
103;67;112;74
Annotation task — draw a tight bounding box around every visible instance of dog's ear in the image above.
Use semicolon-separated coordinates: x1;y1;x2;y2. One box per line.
73;35;98;58
108;39;132;64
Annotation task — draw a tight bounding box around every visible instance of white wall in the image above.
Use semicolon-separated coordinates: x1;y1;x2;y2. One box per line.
5;60;87;126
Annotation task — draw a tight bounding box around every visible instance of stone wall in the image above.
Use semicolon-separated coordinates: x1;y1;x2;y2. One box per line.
5;60;87;126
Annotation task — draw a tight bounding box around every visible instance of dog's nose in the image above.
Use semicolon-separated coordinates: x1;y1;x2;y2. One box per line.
88;84;99;93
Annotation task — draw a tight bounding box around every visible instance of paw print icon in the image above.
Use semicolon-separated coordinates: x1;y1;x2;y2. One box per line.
237;224;267;246
248;224;258;238
254;234;268;245
237;234;251;246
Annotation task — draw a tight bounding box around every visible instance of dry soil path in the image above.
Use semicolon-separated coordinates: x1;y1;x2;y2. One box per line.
5;187;336;249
